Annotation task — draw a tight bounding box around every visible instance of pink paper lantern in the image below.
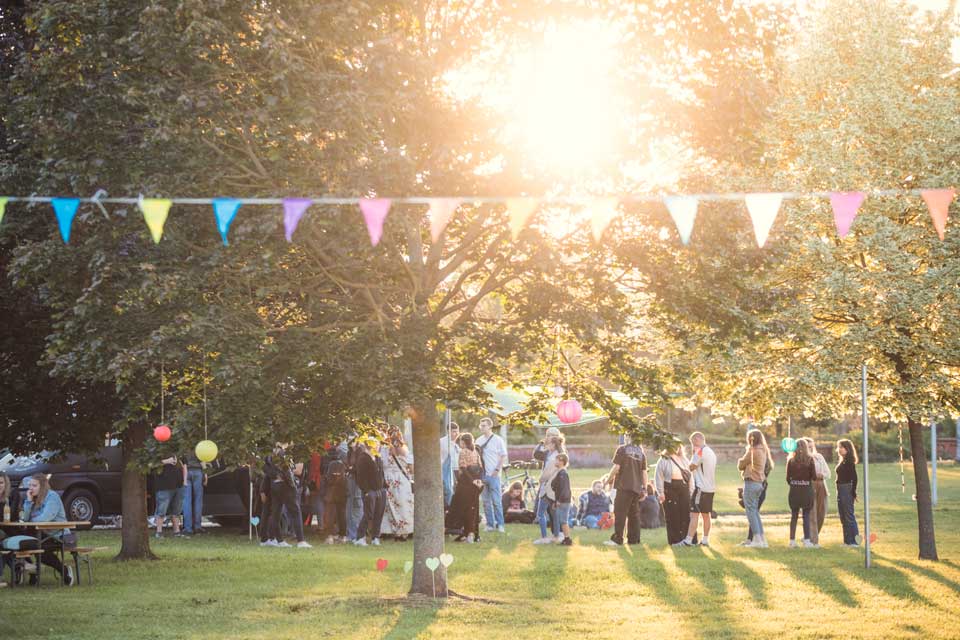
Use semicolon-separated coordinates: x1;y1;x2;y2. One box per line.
153;424;172;442
556;399;583;424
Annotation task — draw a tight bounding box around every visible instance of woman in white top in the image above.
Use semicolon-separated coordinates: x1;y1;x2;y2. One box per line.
532;428;566;544
801;437;831;545
655;444;692;545
380;426;414;540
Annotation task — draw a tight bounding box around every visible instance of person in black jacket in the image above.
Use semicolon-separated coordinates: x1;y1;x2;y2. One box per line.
835;439;860;547
263;444;311;548
552;454;573;545
353;437;387;547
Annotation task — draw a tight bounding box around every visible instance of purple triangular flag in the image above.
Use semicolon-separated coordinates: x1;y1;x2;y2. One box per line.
830;192;866;239
359;198;392;246
282;198;312;242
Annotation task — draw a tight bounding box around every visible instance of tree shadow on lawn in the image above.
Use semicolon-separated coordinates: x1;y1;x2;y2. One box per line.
621;545;751;639
522;542;571;600
877;555;960;598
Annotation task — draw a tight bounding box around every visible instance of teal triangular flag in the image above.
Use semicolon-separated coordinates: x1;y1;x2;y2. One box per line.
212;198;242;246
52;198;80;244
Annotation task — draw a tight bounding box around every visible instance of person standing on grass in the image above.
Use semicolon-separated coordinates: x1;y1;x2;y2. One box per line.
263;445;312;548
449;432;484;543
836;439;860;547
682;432;716;547
154;456;185;538
532;428;566;544
440;422;461;508
786;438;817;548
552;454;574;545
322;446;349;544
181;449;206;536
603;435;647;547
343;439;364;541
380;425;414;541
802;437;830;546
738;429;773;548
655;443;691;546
476;417;508;534
353;437;387;547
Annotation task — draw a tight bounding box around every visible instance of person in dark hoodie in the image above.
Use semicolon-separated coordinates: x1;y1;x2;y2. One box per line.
552;454;574;545
322;446;349;544
263;444;311;548
353;436;387;547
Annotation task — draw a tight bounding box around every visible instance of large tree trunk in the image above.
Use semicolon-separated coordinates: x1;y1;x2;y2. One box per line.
408;396;446;597
906;416;938;560
116;422;156;560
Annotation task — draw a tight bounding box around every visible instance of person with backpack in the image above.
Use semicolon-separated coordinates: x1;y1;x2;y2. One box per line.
322;446;349;544
655;443;691;546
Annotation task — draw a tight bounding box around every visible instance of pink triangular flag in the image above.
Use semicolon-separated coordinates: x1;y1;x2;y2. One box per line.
830;192;866;238
282;198;312;242
359;198;392;246
428;198;462;242
744;193;783;248
586;197;621;242
921;188;954;240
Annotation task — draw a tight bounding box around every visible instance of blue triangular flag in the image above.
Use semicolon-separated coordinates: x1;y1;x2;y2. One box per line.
52;198;80;244
212;197;242;246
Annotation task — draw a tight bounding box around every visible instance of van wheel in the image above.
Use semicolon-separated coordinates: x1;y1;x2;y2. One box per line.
64;489;99;529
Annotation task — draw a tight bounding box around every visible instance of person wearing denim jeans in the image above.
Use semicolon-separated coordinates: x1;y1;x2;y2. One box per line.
738;429;774;548
182;454;205;535
742;480;765;542
835;438;860;546
440;423;460;508
476;419;508;532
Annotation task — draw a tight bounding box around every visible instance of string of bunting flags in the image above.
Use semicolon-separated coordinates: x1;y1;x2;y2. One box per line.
0;187;953;247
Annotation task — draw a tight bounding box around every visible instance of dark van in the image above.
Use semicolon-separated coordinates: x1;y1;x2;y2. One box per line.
0;447;250;529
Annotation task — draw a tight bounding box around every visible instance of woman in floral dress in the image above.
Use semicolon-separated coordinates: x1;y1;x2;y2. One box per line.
380;425;415;540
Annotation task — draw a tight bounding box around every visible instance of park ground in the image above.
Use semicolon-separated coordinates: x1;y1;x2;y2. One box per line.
2;463;959;640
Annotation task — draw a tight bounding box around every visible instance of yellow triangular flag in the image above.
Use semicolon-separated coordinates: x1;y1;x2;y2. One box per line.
507;198;539;240
139;198;172;244
428;198;462;242
586;197;621;242
0;197;8;227
744;193;783;248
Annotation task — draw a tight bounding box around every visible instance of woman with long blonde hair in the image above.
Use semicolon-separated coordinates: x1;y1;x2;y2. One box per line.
738;429;773;548
22;474;75;584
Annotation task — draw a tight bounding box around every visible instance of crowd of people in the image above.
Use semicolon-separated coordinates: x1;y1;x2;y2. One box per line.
143;423;864;551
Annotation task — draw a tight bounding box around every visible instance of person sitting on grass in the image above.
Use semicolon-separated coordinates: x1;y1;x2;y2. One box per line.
577;480;612;529
551;454;573;545
21;474;75;585
502;481;535;524
639;483;662;529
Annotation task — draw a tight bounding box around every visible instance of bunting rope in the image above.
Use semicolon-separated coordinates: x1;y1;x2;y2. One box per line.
0;185;953;247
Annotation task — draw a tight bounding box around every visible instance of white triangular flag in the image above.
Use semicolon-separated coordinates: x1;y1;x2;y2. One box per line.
744;193;783;248
428;198;462;242
586;197;621;242
664;196;698;245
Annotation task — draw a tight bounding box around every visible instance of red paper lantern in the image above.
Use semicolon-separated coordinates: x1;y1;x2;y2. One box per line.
556;399;583;424
153;424;172;442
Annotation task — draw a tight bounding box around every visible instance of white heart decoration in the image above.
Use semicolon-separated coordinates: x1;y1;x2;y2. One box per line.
439;553;454;568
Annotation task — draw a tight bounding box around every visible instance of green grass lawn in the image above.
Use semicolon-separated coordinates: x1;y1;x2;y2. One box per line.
3;463;959;640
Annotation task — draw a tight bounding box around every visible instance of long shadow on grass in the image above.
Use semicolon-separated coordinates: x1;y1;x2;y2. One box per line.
701;548;769;606
877;556;960;598
765;552;859;608
523;542;571;600
380;599;443;640
623;545;751;639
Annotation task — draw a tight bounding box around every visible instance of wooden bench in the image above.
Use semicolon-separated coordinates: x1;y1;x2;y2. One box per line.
2;548;44;588
69;547;108;585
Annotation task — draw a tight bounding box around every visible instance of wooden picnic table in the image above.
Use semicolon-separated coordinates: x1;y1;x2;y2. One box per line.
1;521;90;587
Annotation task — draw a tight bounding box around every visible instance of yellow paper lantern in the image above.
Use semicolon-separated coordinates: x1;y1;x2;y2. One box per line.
195;440;218;463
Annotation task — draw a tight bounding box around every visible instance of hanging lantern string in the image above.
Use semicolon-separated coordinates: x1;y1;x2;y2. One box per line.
0;187;948;208
160;360;165;424
202;352;208;440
